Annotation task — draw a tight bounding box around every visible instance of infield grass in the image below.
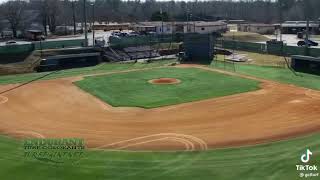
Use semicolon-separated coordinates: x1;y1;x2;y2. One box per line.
0;133;319;180
75;67;260;108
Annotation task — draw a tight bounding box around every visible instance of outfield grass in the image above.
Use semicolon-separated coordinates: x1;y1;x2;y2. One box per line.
0;59;177;85
75;68;259;108
222;52;288;67
0;133;319;180
222;32;270;42
211;59;320;90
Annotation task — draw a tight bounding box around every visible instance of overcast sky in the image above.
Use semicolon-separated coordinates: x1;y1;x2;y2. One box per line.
0;0;267;4
0;0;241;3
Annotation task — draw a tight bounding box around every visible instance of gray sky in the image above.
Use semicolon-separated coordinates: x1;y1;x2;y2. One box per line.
0;0;258;4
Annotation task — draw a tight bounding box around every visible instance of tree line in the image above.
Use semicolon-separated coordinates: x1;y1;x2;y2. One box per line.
0;0;319;38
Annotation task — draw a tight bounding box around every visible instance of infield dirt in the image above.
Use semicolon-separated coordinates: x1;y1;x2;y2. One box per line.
0;65;320;151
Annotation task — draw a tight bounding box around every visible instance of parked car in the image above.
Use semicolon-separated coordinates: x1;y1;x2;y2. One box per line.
5;40;17;45
297;40;319;47
111;31;129;38
128;32;139;37
297;32;304;39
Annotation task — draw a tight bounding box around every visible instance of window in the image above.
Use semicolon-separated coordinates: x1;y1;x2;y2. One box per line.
201;27;205;31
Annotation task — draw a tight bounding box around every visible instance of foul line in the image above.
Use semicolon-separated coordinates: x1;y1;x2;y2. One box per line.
0;70;60;95
10;130;46;139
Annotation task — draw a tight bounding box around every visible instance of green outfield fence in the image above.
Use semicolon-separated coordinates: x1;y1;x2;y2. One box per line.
0;43;34;55
0;39;86;56
217;39;320;57
33;39;86;50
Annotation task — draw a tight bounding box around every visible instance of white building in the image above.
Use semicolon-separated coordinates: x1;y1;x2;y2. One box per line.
132;21;227;34
183;21;227;34
238;24;275;34
131;21;173;34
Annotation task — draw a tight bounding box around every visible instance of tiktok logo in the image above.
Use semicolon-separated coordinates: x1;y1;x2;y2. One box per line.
301;149;313;163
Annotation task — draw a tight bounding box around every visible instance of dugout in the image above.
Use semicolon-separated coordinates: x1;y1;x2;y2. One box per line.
36;52;101;72
291;55;320;75
183;33;215;64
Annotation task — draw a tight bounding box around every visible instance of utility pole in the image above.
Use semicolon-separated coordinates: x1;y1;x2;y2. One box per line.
91;2;95;46
187;8;189;33
72;0;76;35
83;0;88;47
192;14;195;33
160;7;163;36
278;1;283;42
305;19;310;43
279;12;283;41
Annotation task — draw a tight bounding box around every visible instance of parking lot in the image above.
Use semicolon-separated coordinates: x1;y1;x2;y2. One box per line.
264;34;320;48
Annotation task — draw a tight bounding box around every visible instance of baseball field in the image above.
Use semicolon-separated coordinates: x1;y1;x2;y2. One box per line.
0;59;320;179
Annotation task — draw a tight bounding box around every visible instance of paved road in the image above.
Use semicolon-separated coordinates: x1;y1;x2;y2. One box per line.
263;34;320;48
0;30;124;47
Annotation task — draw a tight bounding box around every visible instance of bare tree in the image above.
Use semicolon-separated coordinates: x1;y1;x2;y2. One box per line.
2;0;320;33
3;0;26;38
47;0;60;34
39;0;49;36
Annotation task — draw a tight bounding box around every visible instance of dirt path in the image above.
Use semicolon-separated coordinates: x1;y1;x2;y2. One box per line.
0;65;320;151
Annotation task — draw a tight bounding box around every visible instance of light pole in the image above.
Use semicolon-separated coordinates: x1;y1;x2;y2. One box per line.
72;0;76;35
91;2;95;46
83;0;88;47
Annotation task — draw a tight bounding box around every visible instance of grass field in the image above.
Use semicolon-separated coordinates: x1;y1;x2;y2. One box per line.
0;54;319;92
0;133;319;180
1;57;320;179
222;51;288;67
75;68;259;108
211;58;320;90
0;59;176;85
222;32;270;42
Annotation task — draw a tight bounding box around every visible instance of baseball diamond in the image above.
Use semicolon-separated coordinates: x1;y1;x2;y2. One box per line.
0;65;320;151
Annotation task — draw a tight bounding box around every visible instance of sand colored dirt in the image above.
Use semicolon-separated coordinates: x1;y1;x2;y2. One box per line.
148;78;181;85
0;65;320;151
0;95;8;104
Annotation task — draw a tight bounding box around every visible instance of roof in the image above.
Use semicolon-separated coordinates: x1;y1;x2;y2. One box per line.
282;21;319;28
27;29;43;33
135;21;226;27
240;23;275;27
93;23;130;27
291;55;320;62
132;25;156;28
194;21;227;27
136;21;172;26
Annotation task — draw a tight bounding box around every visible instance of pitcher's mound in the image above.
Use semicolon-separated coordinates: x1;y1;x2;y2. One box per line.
148;78;181;85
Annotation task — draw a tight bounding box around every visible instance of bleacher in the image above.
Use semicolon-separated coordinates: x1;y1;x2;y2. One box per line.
103;46;160;61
